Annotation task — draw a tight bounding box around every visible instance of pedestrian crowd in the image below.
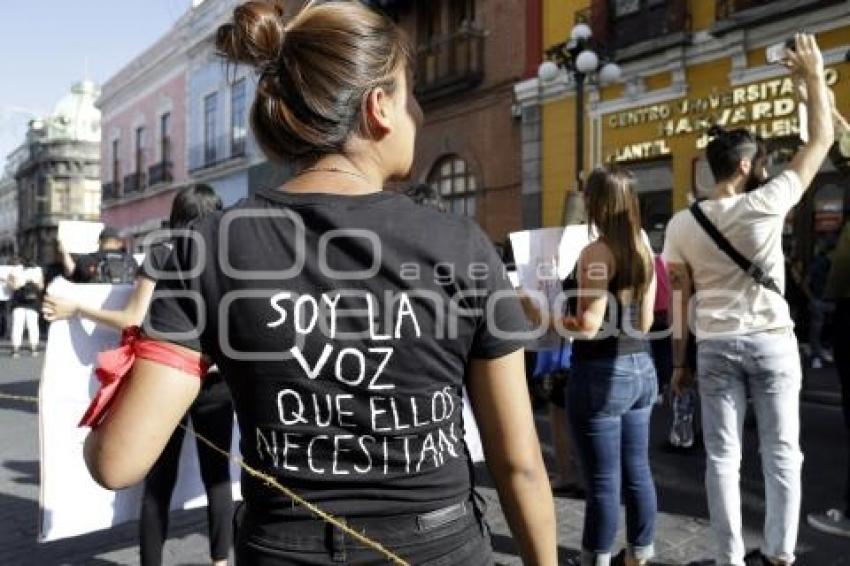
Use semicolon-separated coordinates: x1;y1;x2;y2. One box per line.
4;2;850;566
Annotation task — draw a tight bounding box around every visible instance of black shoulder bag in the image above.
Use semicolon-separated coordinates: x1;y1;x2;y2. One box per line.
689;202;782;295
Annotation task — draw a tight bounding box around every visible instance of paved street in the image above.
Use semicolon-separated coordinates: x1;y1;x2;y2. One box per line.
1;351;848;565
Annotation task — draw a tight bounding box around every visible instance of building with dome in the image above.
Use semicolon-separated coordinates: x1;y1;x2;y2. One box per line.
13;80;102;264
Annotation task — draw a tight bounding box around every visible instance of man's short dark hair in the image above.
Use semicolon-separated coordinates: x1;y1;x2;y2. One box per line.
706;126;760;182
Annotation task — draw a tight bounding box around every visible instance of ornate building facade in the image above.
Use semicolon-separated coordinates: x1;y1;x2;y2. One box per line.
14;81;101;264
0;160;19;261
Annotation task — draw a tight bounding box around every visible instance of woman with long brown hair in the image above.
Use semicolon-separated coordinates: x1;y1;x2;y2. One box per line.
564;167;658;566
79;1;556;565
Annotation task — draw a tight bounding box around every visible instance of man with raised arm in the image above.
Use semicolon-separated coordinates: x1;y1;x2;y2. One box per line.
662;34;833;566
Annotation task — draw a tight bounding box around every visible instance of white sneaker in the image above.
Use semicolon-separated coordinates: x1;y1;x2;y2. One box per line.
822;351;835;364
808;509;850;538
811;357;823;370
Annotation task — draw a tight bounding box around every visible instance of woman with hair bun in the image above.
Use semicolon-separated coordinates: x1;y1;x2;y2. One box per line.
81;2;556;565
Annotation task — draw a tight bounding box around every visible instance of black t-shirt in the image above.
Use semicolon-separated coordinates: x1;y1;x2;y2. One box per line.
137;243;172;283
145;189;527;524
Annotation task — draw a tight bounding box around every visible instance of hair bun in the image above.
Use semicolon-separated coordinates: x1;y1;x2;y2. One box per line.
215;1;286;68
707;125;727;138
214;0;411;164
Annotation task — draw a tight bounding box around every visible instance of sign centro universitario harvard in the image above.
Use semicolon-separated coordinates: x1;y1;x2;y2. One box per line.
605;68;840;163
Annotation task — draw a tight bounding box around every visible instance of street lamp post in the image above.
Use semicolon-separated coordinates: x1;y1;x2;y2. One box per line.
538;23;621;225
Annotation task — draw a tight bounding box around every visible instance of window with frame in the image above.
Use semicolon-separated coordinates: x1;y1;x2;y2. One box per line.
160;113;171;163
204;93;218;165
419;0;477;43
231;79;247;157
53;178;70;213
35;179;48;216
112;139;120;184
427;155;477;217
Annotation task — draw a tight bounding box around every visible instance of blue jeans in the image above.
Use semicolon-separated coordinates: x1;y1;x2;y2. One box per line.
698;330;803;566
568;352;658;565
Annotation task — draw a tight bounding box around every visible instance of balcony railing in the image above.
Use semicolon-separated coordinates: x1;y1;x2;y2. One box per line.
714;0;843;34
415;27;485;103
148;160;174;186
189;134;247;173
102;182;120;201
123;171;147;194
607;0;690;55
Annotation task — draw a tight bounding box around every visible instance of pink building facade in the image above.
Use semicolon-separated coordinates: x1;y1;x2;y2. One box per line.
98;13;192;247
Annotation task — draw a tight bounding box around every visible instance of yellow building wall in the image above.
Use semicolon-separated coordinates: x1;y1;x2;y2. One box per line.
540;0;850;227
645;72;672;92
689;0;715;31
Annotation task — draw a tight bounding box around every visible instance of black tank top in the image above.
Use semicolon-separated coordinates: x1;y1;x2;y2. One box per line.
572;276;649;361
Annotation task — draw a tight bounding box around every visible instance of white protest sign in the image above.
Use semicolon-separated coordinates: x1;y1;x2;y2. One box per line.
509;226;591;350
38;278;241;542
57;220;104;254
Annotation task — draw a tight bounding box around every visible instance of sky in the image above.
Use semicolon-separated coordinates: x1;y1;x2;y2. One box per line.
0;0;192;164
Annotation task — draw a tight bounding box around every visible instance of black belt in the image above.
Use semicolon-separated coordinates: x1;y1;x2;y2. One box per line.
241;500;472;546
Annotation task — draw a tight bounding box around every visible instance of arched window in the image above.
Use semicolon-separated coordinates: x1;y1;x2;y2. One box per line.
427;155;477;217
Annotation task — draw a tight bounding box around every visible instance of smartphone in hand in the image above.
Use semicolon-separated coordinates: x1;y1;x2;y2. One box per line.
766;38;796;65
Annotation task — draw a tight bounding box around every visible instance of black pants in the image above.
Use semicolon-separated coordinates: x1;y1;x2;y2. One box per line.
234;496;494;565
140;373;235;565
833;300;850;516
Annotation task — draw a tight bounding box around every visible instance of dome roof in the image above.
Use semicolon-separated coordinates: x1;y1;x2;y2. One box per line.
47;80;101;143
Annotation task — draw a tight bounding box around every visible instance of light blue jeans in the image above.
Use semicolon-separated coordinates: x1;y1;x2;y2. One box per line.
697;330;803;565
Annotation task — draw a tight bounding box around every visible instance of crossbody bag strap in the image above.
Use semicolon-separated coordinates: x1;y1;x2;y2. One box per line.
689;202;782;295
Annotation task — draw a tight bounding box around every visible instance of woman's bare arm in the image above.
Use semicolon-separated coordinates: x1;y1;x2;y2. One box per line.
84;353;201;489
563;243;611;338
467;350;557;566
43;278;156;331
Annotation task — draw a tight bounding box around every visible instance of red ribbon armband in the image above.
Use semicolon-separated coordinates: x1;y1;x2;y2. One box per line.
79;326;211;429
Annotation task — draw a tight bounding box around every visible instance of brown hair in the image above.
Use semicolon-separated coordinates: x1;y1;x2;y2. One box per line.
216;0;411;163
585;166;653;303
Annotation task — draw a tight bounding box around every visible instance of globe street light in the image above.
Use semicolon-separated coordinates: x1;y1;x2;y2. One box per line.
538;23;621;225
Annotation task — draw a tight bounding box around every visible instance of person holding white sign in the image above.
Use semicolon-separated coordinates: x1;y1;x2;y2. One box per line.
80;2;556;565
44;185;234;566
564;167;658;566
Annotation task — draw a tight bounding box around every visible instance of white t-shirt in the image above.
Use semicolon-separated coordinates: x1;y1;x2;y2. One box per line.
662;170;803;340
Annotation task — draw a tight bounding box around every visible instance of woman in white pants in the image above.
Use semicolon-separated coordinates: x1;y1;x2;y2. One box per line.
7;257;43;357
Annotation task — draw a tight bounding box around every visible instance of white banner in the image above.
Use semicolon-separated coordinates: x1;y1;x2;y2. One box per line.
38;278;241;542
